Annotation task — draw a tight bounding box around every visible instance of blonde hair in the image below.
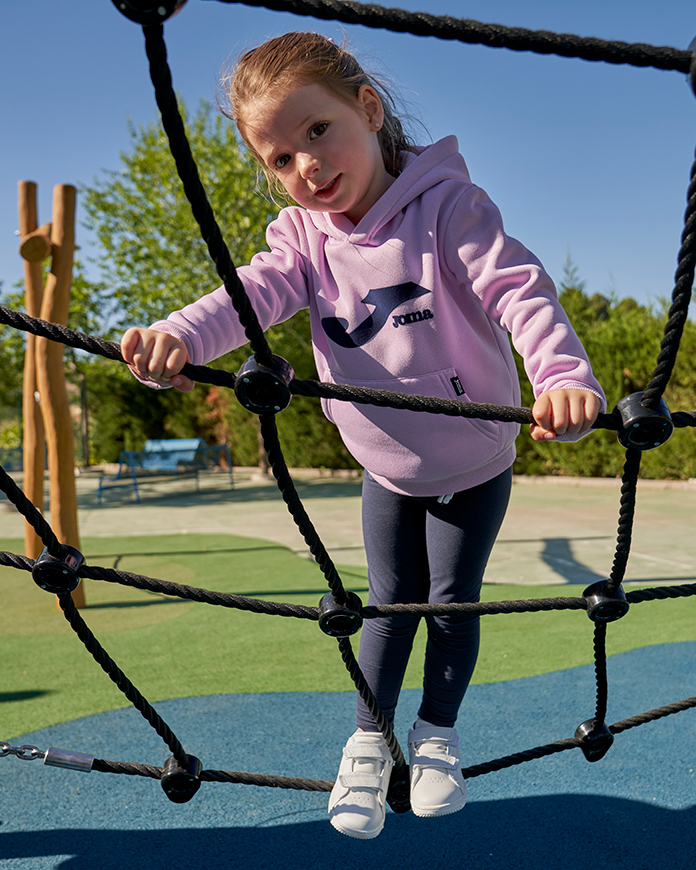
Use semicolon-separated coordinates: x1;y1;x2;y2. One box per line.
220;31;417;192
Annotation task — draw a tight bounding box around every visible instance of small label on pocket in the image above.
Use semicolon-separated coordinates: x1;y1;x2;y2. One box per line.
451;376;465;396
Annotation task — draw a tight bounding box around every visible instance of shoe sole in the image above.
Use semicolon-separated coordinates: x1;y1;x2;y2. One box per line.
330;816;383;839
411;793;467;818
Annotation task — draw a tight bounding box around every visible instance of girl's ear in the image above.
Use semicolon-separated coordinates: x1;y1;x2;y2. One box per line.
356;85;384;129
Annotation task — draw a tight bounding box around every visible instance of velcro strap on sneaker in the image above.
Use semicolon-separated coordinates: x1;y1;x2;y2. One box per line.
339;773;385;789
344;744;391;760
410;753;459;769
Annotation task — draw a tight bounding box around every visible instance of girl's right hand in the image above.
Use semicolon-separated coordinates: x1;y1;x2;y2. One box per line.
120;327;195;392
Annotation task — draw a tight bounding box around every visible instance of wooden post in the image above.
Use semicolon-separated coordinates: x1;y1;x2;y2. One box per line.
18;181;47;562
33;184;85;609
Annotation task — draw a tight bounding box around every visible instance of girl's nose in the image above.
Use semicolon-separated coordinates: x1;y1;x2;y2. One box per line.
297;152;319;178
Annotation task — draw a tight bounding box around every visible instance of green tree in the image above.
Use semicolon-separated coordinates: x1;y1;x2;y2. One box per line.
80;99;356;469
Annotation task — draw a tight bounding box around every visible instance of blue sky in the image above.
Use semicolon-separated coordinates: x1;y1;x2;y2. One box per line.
2;0;695;312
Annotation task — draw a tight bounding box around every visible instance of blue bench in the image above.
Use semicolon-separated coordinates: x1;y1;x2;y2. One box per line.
97;438;233;504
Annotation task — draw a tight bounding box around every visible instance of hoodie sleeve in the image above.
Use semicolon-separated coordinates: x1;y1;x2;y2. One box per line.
443;183;606;411
147;209;312;366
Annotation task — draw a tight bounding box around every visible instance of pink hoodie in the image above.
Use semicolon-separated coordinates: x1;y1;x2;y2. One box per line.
150;136;604;496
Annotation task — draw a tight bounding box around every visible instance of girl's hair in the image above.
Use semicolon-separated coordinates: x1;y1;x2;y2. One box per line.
220;31;418;189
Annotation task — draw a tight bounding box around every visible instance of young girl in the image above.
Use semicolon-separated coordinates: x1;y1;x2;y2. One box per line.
122;32;604;839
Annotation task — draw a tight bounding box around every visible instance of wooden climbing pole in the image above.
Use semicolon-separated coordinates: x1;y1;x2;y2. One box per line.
18;181;85;608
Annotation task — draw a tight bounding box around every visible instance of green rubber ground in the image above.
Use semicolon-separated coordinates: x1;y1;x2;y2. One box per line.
3;533;696;740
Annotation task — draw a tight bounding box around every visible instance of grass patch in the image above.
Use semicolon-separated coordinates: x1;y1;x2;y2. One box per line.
2;534;695;739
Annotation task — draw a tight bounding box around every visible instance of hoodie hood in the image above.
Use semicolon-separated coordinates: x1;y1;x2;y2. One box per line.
307;136;469;246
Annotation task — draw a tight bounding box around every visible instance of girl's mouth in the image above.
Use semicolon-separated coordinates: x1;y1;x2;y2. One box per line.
314;175;340;199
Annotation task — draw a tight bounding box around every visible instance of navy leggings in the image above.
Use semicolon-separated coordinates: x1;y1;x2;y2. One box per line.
355;467;512;730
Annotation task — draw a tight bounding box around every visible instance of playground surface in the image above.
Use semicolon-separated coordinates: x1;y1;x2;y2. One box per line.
1;470;696;869
4;466;696;586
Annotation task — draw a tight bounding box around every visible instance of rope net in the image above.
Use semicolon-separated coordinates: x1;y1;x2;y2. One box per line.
2;0;696;809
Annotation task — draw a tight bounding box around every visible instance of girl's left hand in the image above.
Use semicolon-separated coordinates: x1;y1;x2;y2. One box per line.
530;389;602;442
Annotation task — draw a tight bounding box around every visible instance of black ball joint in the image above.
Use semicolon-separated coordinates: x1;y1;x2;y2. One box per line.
112;1;188;26
318;591;363;637
32;546;84;595
583;580;629;623
161;754;202;803
575;719;614;762
612;392;673;451
234;355;295;415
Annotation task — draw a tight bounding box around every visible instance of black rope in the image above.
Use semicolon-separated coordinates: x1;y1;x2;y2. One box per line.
610;694;696;734
57;593;188;767
0;466;62;558
642;147;696;411
260;414;350;604
593;623;609;724
606;448;642;595
84;562;320;620
87;691;696;789
0;305;626;432
141;24;274;368
212;0;693;73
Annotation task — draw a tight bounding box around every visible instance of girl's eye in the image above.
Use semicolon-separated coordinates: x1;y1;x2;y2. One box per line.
310;123;327;139
274;154;291;170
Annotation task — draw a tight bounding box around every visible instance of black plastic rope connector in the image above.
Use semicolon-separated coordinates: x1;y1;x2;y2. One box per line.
612;392;673;450
386;766;412;814
161;754;202;803
32;546;84;595
575;719;614;762
583;580;630;623
111;0;188;25
234;354;294;415
318;591;363;637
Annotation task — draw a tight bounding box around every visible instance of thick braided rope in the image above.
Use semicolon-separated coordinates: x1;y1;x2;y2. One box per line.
142;24;274;368
642;148;696;411
606;448;642;595
0;465;62;557
57;594;189;767
3;545;696;621
0;305;625;432
260;414;350;604
216;0;692;72
593;623;609;724
336;637;407;774
86;687;696;788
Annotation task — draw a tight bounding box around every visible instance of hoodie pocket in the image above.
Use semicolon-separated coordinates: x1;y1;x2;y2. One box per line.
322;367;507;484
328;367;501;444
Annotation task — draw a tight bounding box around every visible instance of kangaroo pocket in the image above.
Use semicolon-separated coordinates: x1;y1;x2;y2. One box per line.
323;367;513;485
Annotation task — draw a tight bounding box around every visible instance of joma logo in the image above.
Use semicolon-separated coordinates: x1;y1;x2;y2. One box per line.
321;282;430;348
392;309;433;328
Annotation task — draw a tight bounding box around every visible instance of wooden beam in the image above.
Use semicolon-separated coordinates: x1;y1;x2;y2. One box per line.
18;181;47;563
18;222;53;263
35;183;86;609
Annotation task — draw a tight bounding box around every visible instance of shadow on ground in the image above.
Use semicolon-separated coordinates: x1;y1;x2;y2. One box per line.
1;794;692;870
81;476;364;511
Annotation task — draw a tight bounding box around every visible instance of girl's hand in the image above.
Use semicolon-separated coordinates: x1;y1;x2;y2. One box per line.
530;389;601;442
120;327;195;392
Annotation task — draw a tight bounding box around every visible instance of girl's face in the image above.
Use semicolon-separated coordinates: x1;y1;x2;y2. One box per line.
241;82;395;225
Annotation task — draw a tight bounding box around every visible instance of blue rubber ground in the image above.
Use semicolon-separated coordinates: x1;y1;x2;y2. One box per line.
2;643;695;870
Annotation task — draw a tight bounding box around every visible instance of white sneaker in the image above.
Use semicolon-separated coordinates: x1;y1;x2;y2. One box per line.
328;731;393;839
408;719;467;817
